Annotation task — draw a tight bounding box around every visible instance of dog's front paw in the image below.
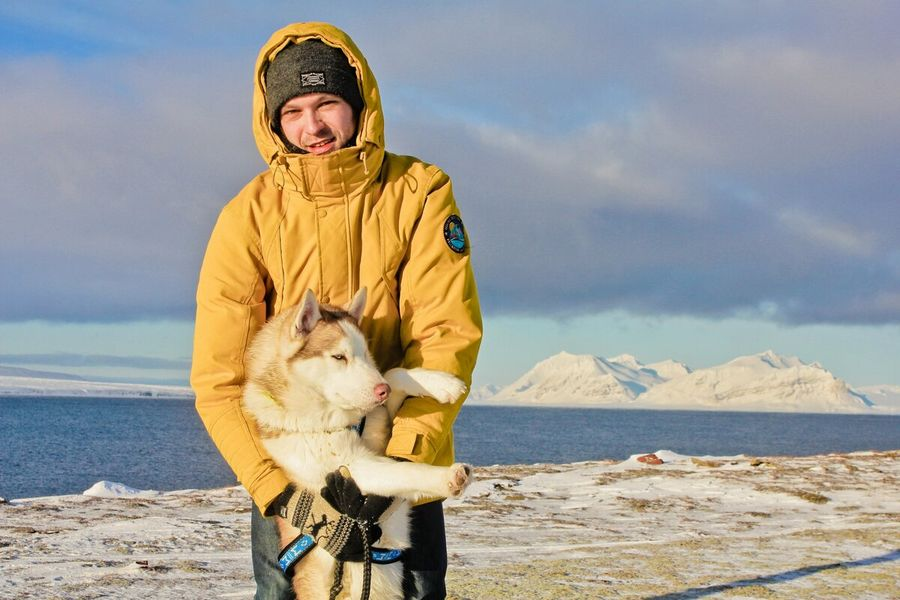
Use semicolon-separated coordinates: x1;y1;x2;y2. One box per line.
446;463;473;497
418;371;467;404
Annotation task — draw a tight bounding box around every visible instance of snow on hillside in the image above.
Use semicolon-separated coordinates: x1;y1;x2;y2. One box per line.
477;350;895;414
858;384;900;411
644;358;692;380
637;350;872;413
605;353;644;371
467;383;501;403
0;375;193;399
486;351;668;406
0;365;85;380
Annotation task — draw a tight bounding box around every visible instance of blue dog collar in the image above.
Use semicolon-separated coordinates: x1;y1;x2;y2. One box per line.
278;533;316;576
349;416;366;435
370;548;403;564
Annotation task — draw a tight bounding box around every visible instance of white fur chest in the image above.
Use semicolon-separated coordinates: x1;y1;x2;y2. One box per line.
262;430;376;489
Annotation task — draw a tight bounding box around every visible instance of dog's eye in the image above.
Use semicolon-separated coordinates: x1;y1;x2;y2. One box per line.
331;354;346;362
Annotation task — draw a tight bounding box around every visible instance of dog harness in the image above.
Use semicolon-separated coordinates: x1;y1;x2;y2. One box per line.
278;530;403;600
278;533;402;575
274;417;403;600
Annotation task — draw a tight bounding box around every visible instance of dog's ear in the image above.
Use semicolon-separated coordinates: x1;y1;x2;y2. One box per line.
346;287;367;323
294;289;322;337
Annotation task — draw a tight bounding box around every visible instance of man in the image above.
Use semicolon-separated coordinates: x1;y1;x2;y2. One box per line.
191;22;482;600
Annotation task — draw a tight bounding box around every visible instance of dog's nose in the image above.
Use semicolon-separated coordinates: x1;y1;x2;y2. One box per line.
374;383;391;403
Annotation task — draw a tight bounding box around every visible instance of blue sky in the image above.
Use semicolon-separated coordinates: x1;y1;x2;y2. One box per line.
1;1;898;388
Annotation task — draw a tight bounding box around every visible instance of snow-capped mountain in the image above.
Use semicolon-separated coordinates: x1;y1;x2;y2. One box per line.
0;365;85;381
476;350;891;414
483;352;673;406
857;385;900;411
0;375;193;399
644;359;692;381
467;384;502;403
637;350;872;413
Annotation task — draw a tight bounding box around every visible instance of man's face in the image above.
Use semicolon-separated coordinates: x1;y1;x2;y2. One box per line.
279;93;357;155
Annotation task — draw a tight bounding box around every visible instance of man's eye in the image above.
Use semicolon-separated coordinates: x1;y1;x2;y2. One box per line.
331;354;346;362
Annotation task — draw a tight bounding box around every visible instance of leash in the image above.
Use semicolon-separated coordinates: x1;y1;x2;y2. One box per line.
329;515;404;600
329;559;346;600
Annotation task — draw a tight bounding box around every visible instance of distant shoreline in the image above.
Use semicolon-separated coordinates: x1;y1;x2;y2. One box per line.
3;391;898;414
0;392;194;400
467;399;900;415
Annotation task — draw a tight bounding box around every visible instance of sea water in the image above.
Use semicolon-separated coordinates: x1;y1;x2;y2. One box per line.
0;396;897;500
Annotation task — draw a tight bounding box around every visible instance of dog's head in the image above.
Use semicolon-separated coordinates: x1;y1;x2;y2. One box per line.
252;288;390;424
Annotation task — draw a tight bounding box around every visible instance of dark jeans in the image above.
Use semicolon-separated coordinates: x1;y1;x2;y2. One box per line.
251;500;447;600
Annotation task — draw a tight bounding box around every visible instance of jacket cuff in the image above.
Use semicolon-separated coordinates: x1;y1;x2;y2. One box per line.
384;424;440;463
263;484;295;517
253;472;294;515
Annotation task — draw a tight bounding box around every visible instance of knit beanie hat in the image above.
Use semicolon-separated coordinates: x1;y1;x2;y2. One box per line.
265;39;364;128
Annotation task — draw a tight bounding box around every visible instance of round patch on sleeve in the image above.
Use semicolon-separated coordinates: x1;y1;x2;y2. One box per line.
443;215;467;254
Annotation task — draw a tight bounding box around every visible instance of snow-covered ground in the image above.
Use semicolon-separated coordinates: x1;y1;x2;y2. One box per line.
2;451;897;599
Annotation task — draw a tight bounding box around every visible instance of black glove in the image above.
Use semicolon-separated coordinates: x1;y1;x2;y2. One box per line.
319;469;394;562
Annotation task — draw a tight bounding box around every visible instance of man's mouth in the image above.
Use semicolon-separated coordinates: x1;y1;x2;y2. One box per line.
306;138;336;154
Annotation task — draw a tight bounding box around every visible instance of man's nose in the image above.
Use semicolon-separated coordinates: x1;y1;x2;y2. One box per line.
302;111;326;133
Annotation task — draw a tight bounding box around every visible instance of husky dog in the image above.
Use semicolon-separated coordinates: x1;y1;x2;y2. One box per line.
242;288;472;599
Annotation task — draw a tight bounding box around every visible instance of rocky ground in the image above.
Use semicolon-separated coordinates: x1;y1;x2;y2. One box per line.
1;450;897;599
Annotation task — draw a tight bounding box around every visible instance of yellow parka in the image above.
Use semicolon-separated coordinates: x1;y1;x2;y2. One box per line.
190;23;482;512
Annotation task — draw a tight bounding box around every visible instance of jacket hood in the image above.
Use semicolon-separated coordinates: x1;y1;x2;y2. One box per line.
252;23;385;196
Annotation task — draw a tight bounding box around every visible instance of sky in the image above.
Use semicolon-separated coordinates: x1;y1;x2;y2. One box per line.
1;1;898;388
